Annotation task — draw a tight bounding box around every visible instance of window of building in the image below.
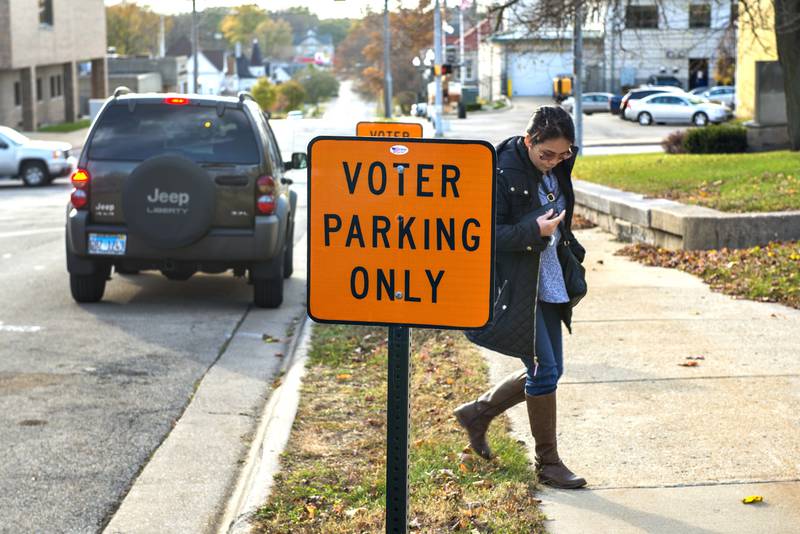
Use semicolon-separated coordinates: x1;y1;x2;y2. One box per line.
36;78;42;101
39;0;54;26
50;76;55;98
14;81;21;106
689;4;711;28
465;60;473;80
625;5;659;29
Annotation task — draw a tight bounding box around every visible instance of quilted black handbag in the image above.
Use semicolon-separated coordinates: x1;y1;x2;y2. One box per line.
557;232;587;308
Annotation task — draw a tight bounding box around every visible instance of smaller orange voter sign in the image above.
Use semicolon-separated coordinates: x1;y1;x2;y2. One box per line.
307;136;496;329
356;121;424;138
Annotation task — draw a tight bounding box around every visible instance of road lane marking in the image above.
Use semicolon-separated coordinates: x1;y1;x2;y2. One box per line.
0;227;63;239
0;322;42;333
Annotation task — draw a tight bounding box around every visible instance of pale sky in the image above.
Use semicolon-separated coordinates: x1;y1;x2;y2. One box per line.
103;1;426;19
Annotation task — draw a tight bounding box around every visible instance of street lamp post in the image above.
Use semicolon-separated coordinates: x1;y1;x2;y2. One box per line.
459;4;465;86
383;0;393;119
573;0;583;149
434;0;444;137
192;0;199;93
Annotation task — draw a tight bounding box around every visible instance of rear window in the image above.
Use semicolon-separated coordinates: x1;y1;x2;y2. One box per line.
88;103;260;164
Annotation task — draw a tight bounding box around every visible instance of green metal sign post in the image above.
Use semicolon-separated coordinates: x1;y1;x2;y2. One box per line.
385;325;411;533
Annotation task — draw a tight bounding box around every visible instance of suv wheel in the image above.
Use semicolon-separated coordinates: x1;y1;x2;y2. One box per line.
70;270;108;303
21;161;49;187
283;223;294;279
253;253;284;308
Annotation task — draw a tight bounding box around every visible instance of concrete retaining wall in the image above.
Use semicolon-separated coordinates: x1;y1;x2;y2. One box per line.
573;179;800;250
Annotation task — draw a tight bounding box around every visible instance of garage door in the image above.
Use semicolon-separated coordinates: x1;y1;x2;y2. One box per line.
508;52;573;96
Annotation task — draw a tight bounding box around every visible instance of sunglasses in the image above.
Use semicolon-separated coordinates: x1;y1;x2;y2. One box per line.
534;145;574;162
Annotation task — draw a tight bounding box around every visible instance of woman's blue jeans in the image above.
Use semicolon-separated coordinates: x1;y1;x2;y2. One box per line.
524;301;564;397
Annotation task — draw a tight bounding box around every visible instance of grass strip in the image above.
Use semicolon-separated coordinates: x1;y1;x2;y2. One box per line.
617;242;800;309
252;325;545;533
573;151;800;212
38;119;91;133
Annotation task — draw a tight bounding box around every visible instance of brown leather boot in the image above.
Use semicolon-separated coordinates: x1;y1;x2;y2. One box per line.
453;369;527;459
526;391;587;489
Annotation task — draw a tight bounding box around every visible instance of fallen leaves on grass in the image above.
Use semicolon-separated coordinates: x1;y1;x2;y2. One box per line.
252;325;545;533
617;242;800;309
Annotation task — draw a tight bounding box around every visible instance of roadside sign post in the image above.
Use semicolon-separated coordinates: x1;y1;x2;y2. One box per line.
385;325;411;532
307;137;495;533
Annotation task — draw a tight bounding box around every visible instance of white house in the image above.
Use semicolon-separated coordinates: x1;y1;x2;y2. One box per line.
605;0;733;91
166;36;235;95
475;0;734;99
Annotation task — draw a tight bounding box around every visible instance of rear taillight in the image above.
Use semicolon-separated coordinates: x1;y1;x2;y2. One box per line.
256;176;276;214
70;189;88;209
257;195;275;214
164;97;190;105
257;176;276;194
70;169;90;210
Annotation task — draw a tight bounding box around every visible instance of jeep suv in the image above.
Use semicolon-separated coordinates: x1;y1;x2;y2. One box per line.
65;90;306;308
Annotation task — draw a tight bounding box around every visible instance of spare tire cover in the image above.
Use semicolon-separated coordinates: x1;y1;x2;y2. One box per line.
123;155;216;249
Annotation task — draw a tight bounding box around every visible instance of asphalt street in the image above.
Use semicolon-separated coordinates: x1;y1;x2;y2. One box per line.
0;85;378;533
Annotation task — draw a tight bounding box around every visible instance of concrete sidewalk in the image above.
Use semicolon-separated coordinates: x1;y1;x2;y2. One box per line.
482;227;800;533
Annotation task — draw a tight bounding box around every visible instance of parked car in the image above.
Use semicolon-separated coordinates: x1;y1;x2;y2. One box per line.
560;92;615;114
619;86;685;120
411;102;428;117
625;93;732;126
689;86;710;96
286;110;304;120
647;75;683;88
65;89;306;308
702;86;735;108
0;126;76;186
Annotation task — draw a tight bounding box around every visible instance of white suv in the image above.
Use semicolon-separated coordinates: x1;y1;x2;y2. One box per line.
0;126;75;186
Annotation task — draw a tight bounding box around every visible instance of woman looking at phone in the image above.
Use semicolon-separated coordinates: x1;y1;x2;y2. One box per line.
459;106;588;489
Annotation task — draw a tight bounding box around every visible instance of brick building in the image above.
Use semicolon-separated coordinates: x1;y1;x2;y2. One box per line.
0;0;107;130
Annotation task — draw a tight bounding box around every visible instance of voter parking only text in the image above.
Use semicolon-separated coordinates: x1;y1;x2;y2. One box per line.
308;137;496;329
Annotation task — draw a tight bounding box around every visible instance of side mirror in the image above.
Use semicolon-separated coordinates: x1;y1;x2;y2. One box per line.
291;152;308;170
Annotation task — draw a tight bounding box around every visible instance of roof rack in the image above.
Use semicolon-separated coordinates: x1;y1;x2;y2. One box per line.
113;86;131;98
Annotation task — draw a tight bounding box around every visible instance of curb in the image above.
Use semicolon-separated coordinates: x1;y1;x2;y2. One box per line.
218;316;313;534
573;179;800;250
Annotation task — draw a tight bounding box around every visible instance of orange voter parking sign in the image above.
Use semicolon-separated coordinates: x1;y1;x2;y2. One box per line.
307;137;496;329
356;121;424;138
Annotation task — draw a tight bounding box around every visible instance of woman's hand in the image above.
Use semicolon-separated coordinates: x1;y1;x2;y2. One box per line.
537;209;566;237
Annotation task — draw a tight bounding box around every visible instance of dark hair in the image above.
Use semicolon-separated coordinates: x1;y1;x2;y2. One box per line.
525;106;575;145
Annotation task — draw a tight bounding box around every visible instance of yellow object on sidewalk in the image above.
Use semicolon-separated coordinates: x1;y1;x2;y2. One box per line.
742;495;763;504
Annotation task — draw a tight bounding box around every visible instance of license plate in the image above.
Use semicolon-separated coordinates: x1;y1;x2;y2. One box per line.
88;233;127;256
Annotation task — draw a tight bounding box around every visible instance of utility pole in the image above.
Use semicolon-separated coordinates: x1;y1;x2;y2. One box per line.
459;4;465;86
191;0;199;93
434;0;444;136
573;0;583;149
383;0;393;118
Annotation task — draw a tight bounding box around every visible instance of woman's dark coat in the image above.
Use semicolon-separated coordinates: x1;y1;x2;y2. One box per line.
466;136;585;361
